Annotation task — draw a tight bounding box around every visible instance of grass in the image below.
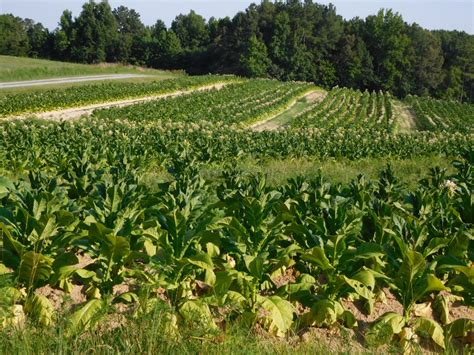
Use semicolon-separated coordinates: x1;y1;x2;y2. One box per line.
0;76;178;96
197;156;455;188
0;310;465;354
0;310;388;355
269;97;312;127
0;55;182;82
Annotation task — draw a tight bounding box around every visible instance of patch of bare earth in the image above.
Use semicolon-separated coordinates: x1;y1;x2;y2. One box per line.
272;268;297;288
341;287;404;331
250;89;327;132
34;284;87;311
6;82;232;121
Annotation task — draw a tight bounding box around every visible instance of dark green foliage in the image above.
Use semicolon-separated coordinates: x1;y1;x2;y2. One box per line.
0;0;473;102
240;35;271;78
0;14;30;56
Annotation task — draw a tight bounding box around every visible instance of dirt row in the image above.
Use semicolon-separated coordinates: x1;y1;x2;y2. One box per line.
6;82;231;121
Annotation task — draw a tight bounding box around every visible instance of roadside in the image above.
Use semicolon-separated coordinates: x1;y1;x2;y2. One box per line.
0;74;155;89
0;55;180;82
250;90;327;131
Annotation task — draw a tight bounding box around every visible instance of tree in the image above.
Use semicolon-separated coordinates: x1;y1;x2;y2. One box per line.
71;1;118;63
363;9;411;95
149;30;183;69
112;6;147;64
23;19;50;58
335;19;375;89
407;25;444;96
52;10;74;60
435;30;474;103
0;14;29;56
269;11;291;79
442;66;465;101
171;11;209;52
240;34;270;77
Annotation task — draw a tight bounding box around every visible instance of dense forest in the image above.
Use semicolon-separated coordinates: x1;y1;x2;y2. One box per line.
0;0;473;102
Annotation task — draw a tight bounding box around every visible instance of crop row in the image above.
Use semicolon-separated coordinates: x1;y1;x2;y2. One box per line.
93;79;313;126
0;119;472;174
291;88;394;132
0;142;472;350
0;75;238;117
405;95;474;133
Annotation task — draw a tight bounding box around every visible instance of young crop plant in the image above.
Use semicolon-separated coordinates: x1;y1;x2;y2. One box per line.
0;74;473;351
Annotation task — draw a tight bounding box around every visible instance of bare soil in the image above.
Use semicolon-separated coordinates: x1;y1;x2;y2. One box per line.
341;287;404;331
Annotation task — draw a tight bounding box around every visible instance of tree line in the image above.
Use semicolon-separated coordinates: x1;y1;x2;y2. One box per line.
1;0;473;102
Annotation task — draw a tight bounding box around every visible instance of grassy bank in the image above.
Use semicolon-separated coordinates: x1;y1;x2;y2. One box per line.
0;55;181;82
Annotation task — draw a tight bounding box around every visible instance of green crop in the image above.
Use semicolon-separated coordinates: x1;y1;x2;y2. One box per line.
0;77;473;351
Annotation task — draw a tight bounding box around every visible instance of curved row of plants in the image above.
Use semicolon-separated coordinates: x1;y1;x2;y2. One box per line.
93;79;314;126
405;95;474;133
0;75;238;117
291;88;394;132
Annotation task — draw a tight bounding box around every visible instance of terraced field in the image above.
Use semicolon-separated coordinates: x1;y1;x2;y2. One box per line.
0;76;473;353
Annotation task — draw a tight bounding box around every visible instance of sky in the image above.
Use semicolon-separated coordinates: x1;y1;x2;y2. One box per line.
1;0;473;34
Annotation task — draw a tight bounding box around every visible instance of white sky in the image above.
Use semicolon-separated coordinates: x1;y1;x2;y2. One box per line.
1;0;473;34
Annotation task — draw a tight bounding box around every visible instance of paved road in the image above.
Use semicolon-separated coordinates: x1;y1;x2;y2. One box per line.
0;74;152;89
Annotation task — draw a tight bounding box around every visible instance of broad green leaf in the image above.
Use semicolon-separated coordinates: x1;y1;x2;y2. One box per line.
18;252;53;287
344;271;376;314
414;274;448;300
308;299;344;328
206;242;220;258
354;242;385;260
341;310;357;328
372;312;405;335
75;269;97;279
256;295;294;337
114;292;138;304
414;317;445;349
0;177;14;198
0;223;25;260
204;269;216;287
186;253;214;270
433;294;450;325
445;318;474;339
423;238;449;257
89;223;113;239
400;251;425;283
51;252;79;285
179;300;217;330
0;286;23;303
223;291;246;309
0;264;12;275
143;239;156;257
103;235;130;262
243;254;265;279
301;247;333;271
24;294;54;326
68;299;103;334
